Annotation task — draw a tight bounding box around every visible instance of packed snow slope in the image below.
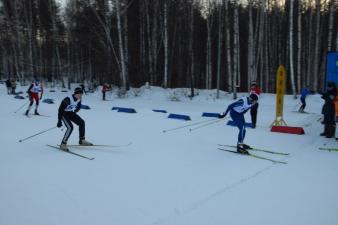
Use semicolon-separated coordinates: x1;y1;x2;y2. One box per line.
0;84;337;225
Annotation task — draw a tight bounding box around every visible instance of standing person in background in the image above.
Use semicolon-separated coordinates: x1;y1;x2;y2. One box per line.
298;87;310;113
11;79;16;95
249;82;261;128
25;78;43;116
5;79;11;94
218;94;258;154
57;87;93;151
80;84;86;94
320;82;337;138
102;83;110;101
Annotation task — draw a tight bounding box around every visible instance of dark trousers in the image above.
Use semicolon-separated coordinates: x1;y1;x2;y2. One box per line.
61;112;85;143
299;97;306;111
250;103;259;127
102;91;106;100
230;110;246;144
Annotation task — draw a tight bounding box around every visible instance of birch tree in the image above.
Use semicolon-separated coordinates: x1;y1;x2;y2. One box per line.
233;2;240;99
296;0;302;92
115;0;127;93
312;0;321;91
216;2;223;99
205;0;213;90
189;0;195;97
225;0;232;93
163;0;168;88
288;0;297;98
327;0;335;51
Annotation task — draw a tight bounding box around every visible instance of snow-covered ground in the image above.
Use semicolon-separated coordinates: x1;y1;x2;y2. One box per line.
0;83;337;225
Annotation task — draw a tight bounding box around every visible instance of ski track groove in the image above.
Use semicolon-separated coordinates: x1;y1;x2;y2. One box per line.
150;163;275;225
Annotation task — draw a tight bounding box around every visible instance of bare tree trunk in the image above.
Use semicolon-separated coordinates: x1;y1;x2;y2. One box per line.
289;0;296;98
151;0;160;85
49;0;62;82
327;0;335;51
123;7;129;89
255;1;265;86
225;0;232;93
115;0;127;93
189;1;195;97
297;0;302;93
216;4;223;98
247;1;254;85
90;1;120;80
163;0;169;88
233;3;239;99
139;1;146;84
24;0;35;78
306;0;313;88
13;0;24;81
312;0;321;92
206;6;212;90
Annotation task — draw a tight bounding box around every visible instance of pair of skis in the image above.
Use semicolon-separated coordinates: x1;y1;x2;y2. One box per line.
218;144;289;164
47;142;132;160
25;114;50;118
318;147;338;152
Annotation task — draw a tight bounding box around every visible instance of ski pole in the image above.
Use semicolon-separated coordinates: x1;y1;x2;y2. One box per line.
19;126;57;143
14;101;29;113
189;118;226;132
162;117;219;133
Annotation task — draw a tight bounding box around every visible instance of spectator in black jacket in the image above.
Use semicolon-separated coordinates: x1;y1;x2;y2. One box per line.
5;79;11;95
320;81;337;138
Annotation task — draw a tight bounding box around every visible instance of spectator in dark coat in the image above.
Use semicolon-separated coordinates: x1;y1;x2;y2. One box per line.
5;79;11;94
320;82;337;138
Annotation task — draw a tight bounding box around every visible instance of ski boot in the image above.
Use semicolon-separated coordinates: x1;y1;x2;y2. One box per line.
59;141;69;151
242;143;252;149
25;110;29;116
34;110;40;115
237;144;249;154
79;138;93;146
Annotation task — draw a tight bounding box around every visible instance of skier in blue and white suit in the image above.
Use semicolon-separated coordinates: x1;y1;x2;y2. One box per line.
219;94;258;154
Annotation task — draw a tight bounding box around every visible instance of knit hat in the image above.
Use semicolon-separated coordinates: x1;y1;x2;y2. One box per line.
249;93;258;101
74;87;84;95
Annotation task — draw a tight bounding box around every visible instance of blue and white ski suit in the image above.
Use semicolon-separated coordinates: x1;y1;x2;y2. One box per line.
223;96;254;144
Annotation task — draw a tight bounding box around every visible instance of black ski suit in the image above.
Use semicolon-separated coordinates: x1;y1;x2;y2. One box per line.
58;95;85;143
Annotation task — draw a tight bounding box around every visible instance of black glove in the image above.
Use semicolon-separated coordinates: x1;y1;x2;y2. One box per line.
57;120;62;128
218;113;226;119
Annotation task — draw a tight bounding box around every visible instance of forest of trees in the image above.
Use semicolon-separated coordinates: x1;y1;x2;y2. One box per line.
0;0;337;96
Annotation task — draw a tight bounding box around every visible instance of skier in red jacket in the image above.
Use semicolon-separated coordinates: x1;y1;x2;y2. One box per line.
25;79;43;116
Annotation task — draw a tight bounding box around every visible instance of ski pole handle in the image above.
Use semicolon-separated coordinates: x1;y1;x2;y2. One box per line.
18;126;57;143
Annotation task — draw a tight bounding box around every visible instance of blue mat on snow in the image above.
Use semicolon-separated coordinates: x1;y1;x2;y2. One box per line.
202;112;220;118
168;113;191;121
14;95;25;99
112;107;136;113
227;120;252;128
153;109;167;113
118;107;136;113
42;98;55;104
